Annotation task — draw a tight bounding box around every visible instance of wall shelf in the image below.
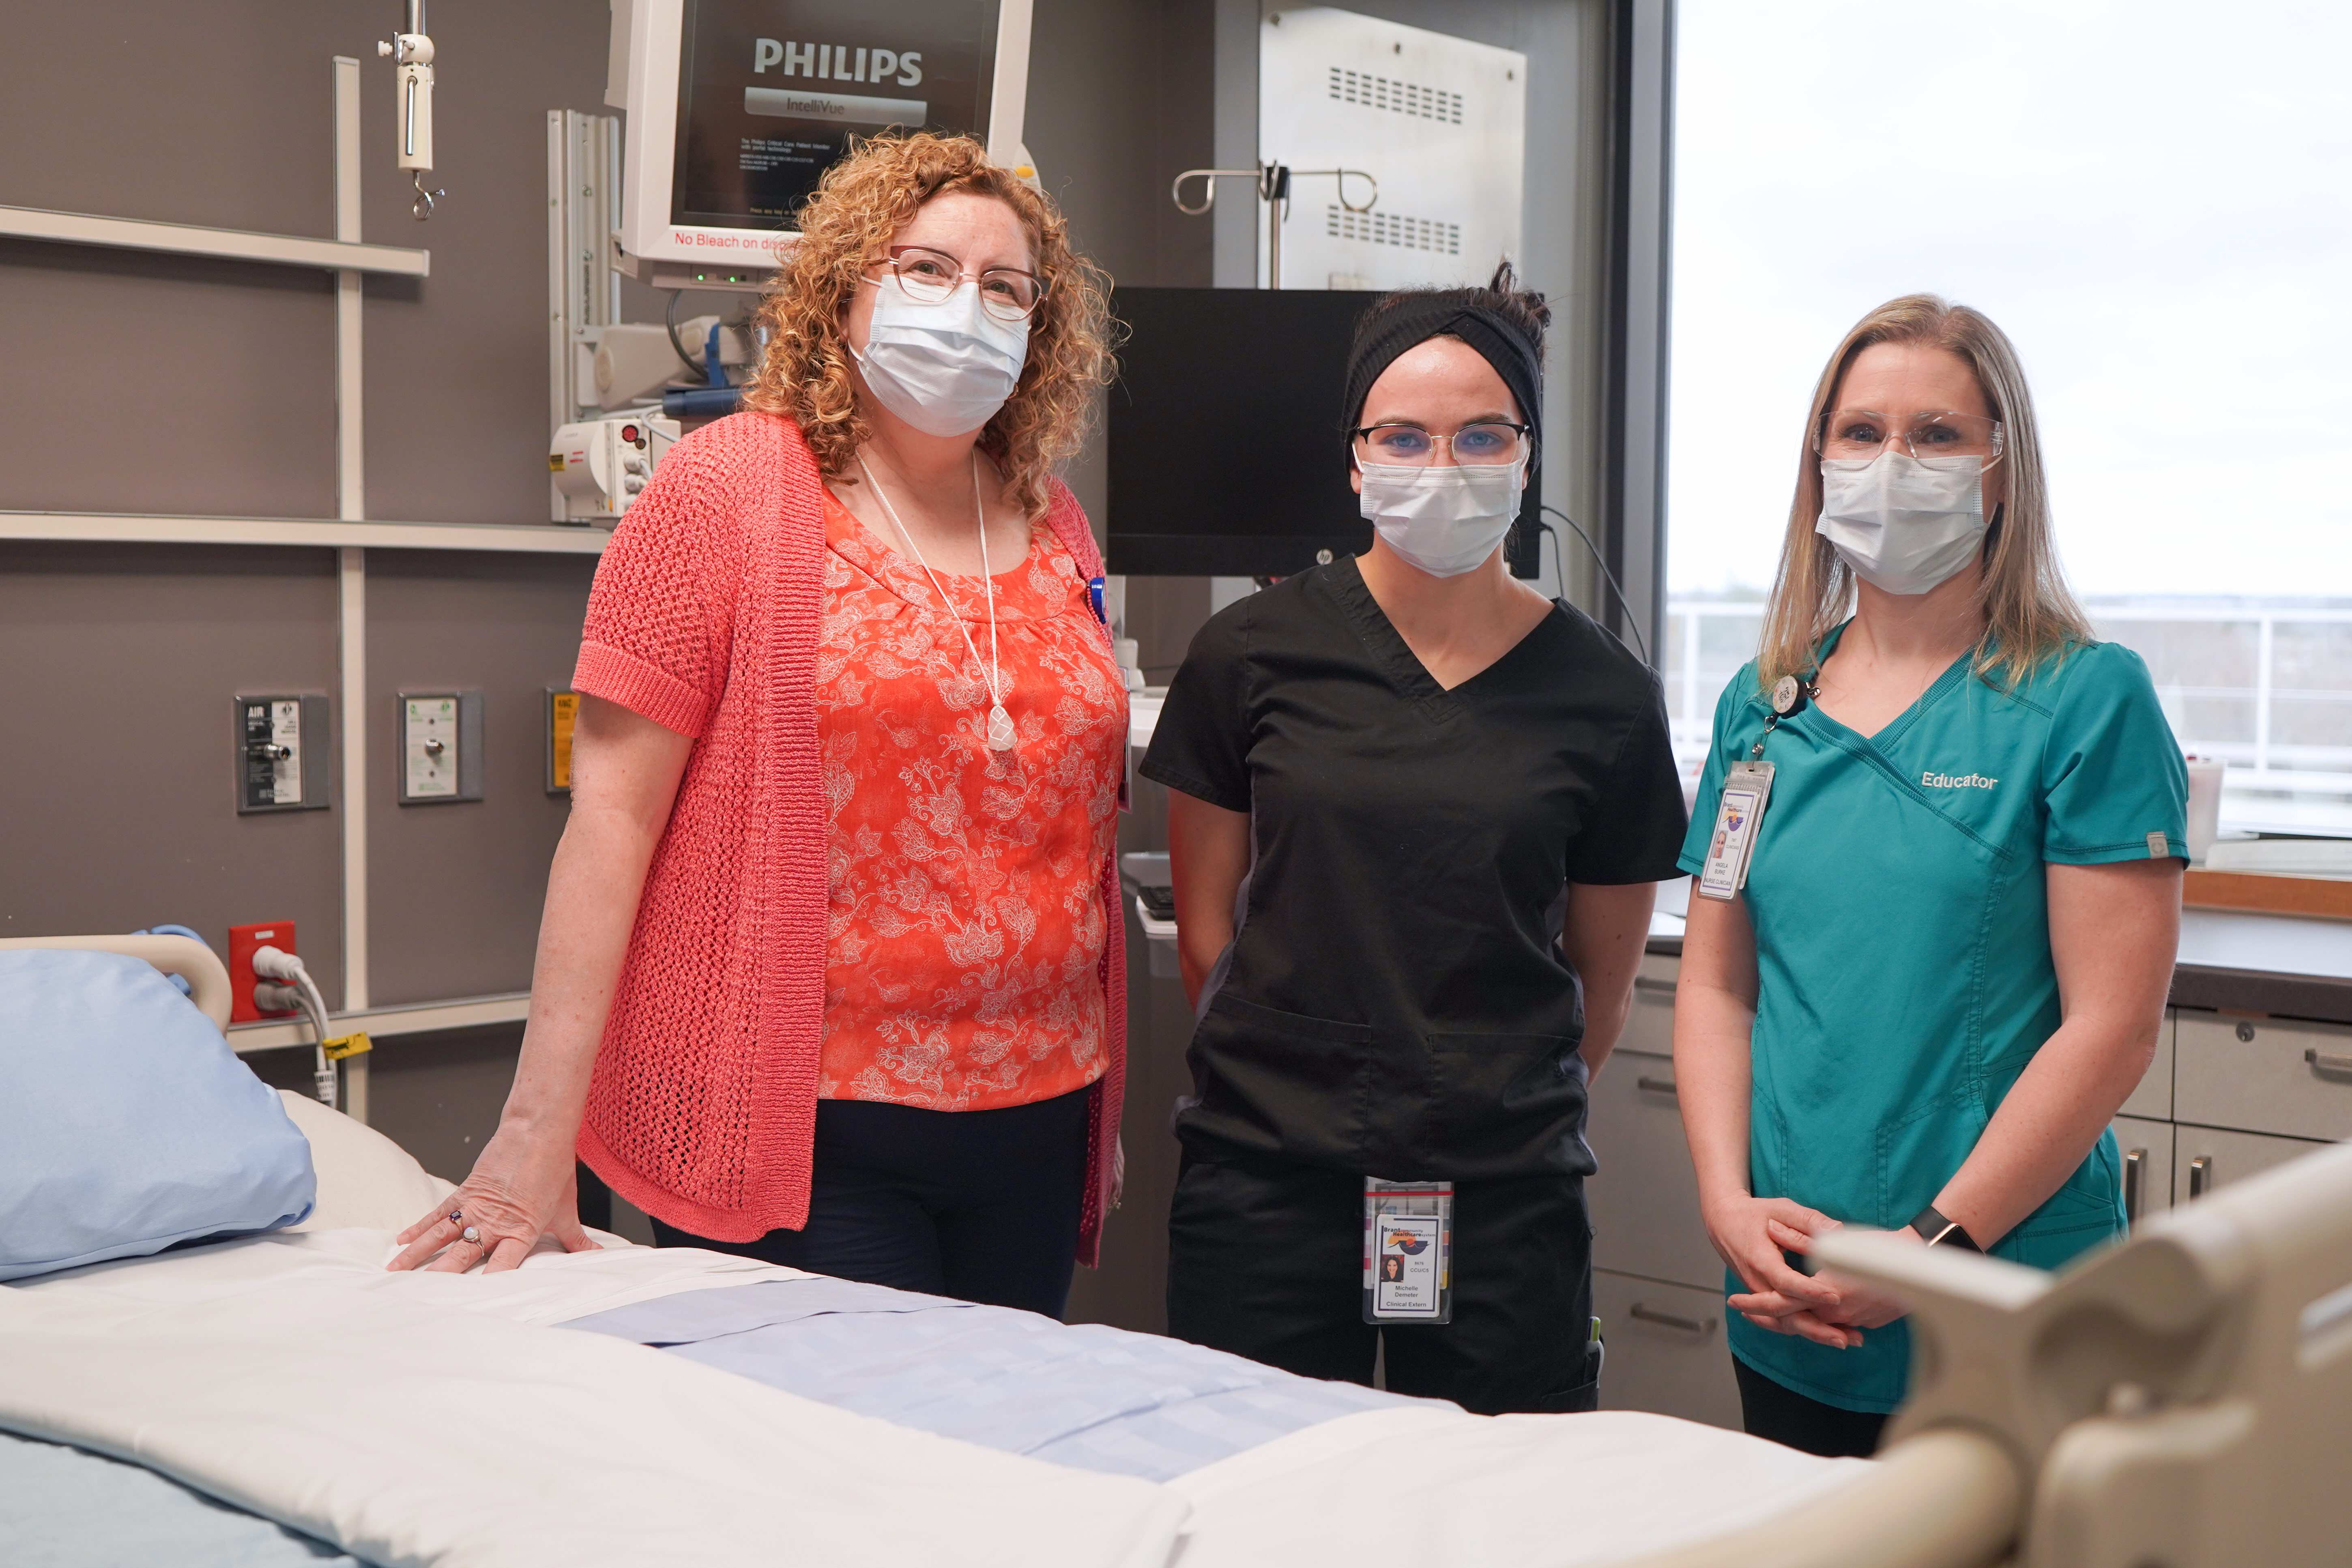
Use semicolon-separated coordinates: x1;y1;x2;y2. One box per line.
0;203;428;277
230;990;531;1055
0;511;610;555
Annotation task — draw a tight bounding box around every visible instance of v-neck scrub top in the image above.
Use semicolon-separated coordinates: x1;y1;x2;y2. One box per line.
1141;558;1688;1181
1678;628;2188;1414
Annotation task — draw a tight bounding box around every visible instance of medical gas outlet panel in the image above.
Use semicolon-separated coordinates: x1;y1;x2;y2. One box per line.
234;696;331;813
550;415;679;524
397;692;483;804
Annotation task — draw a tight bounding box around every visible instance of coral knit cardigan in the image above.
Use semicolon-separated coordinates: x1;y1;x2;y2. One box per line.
569;410;1126;1265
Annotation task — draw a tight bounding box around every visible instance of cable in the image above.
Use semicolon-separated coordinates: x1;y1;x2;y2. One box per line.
1540;506;1650;666
664;288;706;378
253;945;338;1108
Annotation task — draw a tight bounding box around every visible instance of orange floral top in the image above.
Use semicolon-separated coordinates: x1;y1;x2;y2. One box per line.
814;489;1127;1111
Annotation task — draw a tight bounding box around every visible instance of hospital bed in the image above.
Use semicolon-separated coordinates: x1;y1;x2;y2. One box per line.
2;935;2346;1568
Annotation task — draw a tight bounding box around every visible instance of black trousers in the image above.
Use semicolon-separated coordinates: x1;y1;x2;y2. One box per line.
1734;1357;1888;1457
650;1088;1089;1319
1166;1153;1598;1415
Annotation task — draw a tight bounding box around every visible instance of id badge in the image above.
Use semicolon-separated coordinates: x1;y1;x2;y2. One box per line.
1695;760;1774;902
1363;1177;1453;1324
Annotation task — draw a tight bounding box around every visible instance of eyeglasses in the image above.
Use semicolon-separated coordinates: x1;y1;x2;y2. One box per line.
864;245;1047;322
1350;421;1531;466
1815;409;2004;462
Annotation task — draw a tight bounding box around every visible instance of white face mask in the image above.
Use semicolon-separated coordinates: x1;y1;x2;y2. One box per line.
852;276;1030;437
1358;456;1527;578
1815;450;1991;595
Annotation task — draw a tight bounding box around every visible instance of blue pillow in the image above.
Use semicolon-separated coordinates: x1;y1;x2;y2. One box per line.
0;949;315;1280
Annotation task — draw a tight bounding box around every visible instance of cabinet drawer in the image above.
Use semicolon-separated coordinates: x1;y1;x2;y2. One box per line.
1617;964;1678;1058
1587;1048;1721;1290
2118;1010;2174;1121
2112;1114;2174;1223
2174;1123;2333;1202
1594;1270;1740;1431
2176;1011;2352;1141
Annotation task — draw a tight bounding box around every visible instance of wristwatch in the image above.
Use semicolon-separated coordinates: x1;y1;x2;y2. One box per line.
1909;1204;1982;1252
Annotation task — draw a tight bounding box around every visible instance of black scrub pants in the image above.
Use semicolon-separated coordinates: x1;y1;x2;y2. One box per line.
1733;1359;1887;1457
1167;1153;1598;1415
650;1088;1089;1319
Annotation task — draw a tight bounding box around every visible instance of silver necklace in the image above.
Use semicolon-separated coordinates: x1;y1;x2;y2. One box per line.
854;449;1016;752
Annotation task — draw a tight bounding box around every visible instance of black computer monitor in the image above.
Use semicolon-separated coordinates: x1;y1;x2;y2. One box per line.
1105;286;1539;578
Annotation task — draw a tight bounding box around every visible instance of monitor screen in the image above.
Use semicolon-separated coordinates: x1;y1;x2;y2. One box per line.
670;0;999;230
1106;287;1540;578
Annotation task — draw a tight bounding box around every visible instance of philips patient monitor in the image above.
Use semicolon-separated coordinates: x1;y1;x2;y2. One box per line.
610;0;1036;277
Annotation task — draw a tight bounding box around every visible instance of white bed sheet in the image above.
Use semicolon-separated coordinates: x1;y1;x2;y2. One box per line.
1169;1403;1871;1567
0;1235;1184;1568
0;1232;1873;1568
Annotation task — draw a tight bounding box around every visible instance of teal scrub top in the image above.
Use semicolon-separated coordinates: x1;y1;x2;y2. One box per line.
1675;629;2188;1413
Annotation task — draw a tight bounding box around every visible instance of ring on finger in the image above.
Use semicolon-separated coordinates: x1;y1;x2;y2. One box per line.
460;1226;481;1245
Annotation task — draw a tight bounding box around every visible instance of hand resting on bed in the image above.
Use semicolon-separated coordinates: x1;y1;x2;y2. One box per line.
389;695;695;1274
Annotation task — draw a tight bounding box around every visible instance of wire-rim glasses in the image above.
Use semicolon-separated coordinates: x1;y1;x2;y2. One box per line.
1350;421;1531;466
1814;409;2004;462
865;245;1047;322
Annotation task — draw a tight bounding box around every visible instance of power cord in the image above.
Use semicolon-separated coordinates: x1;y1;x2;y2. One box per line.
664;288;707;378
1540;505;1650;667
253;945;338;1107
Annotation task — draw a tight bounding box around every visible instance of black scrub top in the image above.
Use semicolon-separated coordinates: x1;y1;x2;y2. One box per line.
1140;558;1688;1182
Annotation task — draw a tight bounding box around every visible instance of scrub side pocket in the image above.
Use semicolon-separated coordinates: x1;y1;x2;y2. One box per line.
1997;1130;2125;1270
1420;1033;1592;1177
1875;1088;1990;1233
1180;992;1374;1167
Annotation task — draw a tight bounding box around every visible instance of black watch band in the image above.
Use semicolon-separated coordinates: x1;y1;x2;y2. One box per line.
1910;1204;1981;1252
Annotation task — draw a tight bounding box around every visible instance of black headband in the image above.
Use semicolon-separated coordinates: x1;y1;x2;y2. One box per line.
1342;299;1544;449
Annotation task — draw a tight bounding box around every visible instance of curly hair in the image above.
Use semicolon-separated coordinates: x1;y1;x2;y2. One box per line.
739;133;1115;518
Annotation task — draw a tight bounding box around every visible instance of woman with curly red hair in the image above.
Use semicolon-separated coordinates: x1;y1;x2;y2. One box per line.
391;134;1128;1317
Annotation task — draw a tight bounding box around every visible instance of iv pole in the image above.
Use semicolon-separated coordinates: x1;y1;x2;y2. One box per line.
1171;163;1378;288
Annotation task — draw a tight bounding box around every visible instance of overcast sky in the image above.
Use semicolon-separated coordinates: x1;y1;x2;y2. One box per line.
1667;1;2352;599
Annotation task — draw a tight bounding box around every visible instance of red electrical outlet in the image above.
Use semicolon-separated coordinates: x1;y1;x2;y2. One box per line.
228;920;300;1024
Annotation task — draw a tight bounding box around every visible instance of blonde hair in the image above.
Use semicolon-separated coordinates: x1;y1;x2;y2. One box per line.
1757;294;2093;691
739;132;1115;518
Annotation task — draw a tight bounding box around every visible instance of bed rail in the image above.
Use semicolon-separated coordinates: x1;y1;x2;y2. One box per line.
0;933;232;1034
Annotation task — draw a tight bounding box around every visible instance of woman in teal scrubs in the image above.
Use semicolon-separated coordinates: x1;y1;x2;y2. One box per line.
1674;295;2187;1456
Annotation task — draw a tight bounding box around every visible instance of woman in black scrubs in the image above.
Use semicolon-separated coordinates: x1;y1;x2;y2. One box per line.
1142;266;1688;1414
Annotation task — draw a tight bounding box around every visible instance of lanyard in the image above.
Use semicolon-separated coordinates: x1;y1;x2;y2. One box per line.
1698;671;1818;902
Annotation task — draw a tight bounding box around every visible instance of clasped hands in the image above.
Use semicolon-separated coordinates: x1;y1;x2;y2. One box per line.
1701;1192;1918;1349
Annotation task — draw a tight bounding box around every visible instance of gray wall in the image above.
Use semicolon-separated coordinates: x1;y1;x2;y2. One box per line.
0;2;622;524
364;551;599;1005
0;545;346;987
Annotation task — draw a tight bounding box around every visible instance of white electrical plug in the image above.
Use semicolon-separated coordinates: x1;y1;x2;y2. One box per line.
251;945;304;984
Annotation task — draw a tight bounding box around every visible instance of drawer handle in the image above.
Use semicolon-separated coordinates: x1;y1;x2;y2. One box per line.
1635;1075;1678;1096
2189;1155;2214;1200
2306;1048;2352;1080
1628;1302;1712;1336
1632;975;1678;995
2123;1148;2146;1223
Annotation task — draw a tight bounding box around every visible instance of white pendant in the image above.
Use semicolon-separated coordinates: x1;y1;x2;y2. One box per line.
986;704;1016;752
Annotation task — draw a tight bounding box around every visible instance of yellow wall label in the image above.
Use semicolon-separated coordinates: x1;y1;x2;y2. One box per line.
549;690;579;791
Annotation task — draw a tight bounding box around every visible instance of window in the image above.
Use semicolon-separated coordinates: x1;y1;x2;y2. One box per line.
1666;3;2352;839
